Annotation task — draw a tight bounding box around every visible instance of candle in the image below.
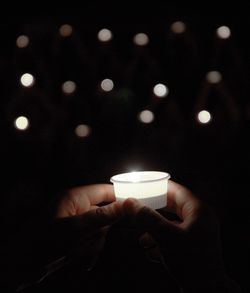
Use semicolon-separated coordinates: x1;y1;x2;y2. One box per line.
110;171;170;209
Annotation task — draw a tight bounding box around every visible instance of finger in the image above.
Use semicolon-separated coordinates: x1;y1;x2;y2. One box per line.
90;205;98;210
84;184;116;205
57;184;116;217
123;198;181;237
53;201;124;245
165;180;202;224
73;200;125;229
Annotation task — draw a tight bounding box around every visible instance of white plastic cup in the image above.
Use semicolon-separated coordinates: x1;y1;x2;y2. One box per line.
110;171;170;209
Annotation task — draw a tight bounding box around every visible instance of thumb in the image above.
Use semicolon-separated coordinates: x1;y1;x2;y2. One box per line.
51;201;124;244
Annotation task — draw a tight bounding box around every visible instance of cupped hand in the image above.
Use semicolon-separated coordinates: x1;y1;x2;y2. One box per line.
123;180;231;292
53;184;124;270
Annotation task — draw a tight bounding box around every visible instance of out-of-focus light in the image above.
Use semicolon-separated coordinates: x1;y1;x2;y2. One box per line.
59;24;73;37
129;171;142;183
14;116;30;130
206;71;222;84
197;110;212;124
138;110;154;124
20;73;35;87
216;26;231;39
133;33;149;46
62;81;76;94
171;21;186;34
153;83;169;98
16;35;29;48
97;28;113;42
100;79;114;92
75;124;91;138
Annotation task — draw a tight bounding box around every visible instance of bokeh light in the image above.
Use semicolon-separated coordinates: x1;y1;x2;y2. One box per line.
171;21;186;34
14;116;30;131
20;73;35;87
75;124;91;138
97;28;113;42
216;26;231;39
197;110;212;124
206;71;222;84
59;24;73;37
100;79;114;92
153;83;169;97
138;110;155;124
62;81;76;94
16;35;29;48
133;33;149;46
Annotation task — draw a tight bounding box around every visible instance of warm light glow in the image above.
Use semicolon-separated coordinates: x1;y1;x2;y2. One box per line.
62;81;76;94
129;171;141;182
216;26;231;39
14;116;30;130
110;171;170;209
197;110;212;124
206;71;222;84
59;24;73;37
133;33;149;46
138;110;154;124
16;35;29;48
20;73;35;87
153;83;169;97
100;79;114;92
97;28;113;42
171;21;186;34
75;124;91;138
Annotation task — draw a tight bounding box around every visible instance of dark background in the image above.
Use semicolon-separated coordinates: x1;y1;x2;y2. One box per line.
1;3;250;292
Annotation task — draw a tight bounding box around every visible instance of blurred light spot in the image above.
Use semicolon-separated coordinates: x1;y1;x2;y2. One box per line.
14;116;29;130
62;80;76;94
20;73;35;87
59;24;73;37
138;110;154;124
75;124;91;138
197;110;212;124
153;83;169;97
97;28;113;42
133;33;149;46
206;71;222;84
100;79;114;92
16;35;29;48
171;21;186;34
216;26;231;39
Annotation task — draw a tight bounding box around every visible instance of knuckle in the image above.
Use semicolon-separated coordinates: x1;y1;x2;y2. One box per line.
95;205;115;220
95;206;107;217
136;205;152;217
135;206;164;230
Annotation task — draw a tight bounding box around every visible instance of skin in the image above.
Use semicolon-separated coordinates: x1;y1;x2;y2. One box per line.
55;184;125;270
54;181;235;292
123;181;232;292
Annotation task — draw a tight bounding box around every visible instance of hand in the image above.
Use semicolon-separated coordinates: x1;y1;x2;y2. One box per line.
54;184;124;270
123;180;233;292
15;184;124;292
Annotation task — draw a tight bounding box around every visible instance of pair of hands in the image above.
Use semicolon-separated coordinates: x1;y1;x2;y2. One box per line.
54;181;232;292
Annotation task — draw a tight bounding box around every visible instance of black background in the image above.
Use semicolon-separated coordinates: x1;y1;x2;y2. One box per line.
1;3;250;292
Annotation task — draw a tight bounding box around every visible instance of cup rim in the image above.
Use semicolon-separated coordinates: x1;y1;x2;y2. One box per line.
110;171;170;184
